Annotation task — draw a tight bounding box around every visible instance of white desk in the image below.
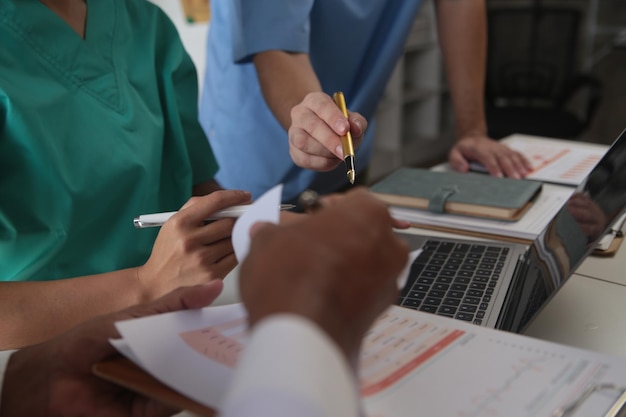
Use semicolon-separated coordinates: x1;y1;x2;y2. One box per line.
523;237;626;358
522;272;626;358
573;245;626;286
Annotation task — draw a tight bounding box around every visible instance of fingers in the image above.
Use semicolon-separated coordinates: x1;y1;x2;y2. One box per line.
448;147;470;173
288;138;342;171
476;153;504;178
288;92;367;171
184;219;238;281
127;282;224;318
189;217;236;248
391;217;411;229
290;93;345;156
450;136;531;179
175;190;251;227
491;149;531;179
142;197;243;298
348;114;367;143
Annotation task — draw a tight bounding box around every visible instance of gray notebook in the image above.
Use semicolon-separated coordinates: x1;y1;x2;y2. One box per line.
370;168;542;221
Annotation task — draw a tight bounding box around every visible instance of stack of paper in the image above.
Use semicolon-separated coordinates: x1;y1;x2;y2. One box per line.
99;303;626;417
388;184;574;242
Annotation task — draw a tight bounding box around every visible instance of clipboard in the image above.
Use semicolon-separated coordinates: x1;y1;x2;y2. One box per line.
93;355;215;417
552;383;626;417
593;232;624;257
593;212;626;257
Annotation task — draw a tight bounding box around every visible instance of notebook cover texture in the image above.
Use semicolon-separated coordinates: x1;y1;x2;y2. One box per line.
370;168;542;220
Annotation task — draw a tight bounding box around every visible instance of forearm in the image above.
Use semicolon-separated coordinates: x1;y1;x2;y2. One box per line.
253;50;322;131
0;268;142;350
436;0;488;138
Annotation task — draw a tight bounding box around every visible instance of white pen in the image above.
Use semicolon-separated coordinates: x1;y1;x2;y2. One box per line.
134;204;296;228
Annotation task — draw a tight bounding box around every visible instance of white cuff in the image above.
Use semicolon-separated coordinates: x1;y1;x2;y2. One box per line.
221;315;360;417
0;350;17;408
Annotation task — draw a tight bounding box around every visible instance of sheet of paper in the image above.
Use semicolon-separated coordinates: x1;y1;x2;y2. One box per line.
471;135;609;186
362;306;626;417
114;303;626;417
390;184;574;241
507;136;608;186
113;246;421;408
397;249;421;289
115;303;247;409
232;184;282;262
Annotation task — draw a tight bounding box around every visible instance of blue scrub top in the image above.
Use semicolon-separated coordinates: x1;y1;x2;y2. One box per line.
200;0;422;201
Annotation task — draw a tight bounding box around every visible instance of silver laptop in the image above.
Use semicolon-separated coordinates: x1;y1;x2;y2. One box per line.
396;128;626;332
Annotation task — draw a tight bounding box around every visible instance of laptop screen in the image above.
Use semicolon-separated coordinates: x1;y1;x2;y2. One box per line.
502;129;626;332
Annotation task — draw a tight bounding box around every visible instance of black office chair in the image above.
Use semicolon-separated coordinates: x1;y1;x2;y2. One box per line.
485;4;602;140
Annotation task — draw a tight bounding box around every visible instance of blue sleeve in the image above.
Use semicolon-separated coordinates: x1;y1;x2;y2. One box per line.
232;0;315;63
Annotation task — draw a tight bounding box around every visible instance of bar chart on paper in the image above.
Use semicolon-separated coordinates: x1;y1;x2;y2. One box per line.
114;303;626;417
470;134;609;186
361;306;626;417
179;317;247;368
508;138;606;186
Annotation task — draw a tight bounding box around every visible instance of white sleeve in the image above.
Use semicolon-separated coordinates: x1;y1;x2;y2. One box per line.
0;350;17;407
219;315;361;417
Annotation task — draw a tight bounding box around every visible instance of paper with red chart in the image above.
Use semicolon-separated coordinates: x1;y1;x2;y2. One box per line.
470;134;609;186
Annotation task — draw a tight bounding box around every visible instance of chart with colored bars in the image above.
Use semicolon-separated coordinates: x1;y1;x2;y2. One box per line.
505;137;607;186
177;307;469;396
176;305;626;417
179;317;247;368
359;309;466;396
363;306;626;417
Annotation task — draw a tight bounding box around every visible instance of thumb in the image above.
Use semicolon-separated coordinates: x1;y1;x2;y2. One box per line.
125;282;224;319
448;148;469;172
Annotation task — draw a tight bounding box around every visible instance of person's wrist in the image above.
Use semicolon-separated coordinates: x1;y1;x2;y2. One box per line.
134;265;158;304
456;127;488;141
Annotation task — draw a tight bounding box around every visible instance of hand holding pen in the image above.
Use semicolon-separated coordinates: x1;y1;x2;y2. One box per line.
288;92;367;174
135;204;296;228
136;190;251;301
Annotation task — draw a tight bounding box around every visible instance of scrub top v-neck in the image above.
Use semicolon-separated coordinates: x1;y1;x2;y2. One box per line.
0;0;218;282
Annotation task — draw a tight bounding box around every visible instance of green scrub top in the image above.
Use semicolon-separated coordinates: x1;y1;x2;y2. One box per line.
0;0;218;281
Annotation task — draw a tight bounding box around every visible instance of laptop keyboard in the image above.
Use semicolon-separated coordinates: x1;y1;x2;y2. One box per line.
397;239;509;326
